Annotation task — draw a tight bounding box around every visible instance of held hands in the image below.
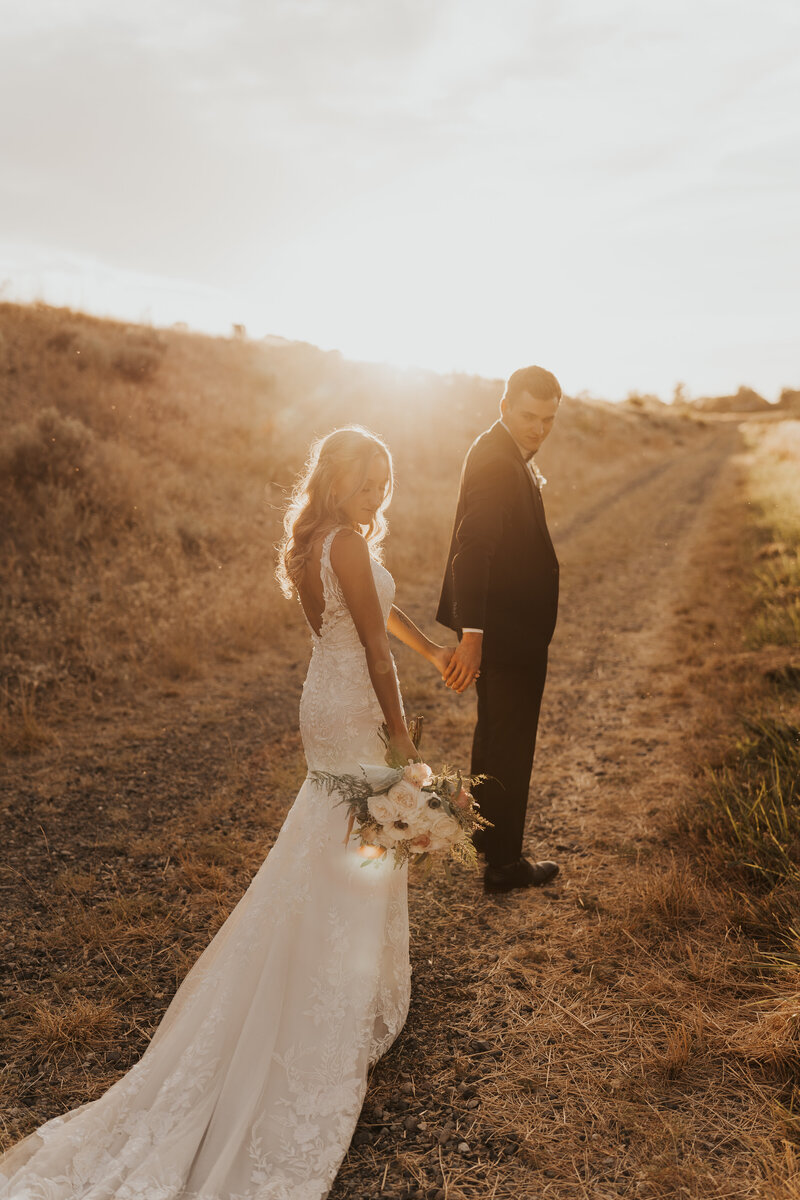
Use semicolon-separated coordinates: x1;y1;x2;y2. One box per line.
430;644;457;678
442;632;482;694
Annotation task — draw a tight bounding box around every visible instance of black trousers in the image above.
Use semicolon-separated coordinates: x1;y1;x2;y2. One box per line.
470;649;549;868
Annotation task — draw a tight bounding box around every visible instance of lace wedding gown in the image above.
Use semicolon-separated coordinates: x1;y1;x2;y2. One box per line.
0;529;411;1200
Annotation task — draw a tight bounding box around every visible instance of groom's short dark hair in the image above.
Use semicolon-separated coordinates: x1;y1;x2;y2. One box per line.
503;365;562;406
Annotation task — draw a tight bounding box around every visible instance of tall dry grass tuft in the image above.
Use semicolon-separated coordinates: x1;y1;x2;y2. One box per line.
0;680;52;760
626;857;712;933
16;995;121;1065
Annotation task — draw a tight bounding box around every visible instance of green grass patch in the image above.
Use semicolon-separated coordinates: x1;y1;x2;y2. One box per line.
685;719;800;893
750;548;800;648
745;424;800;649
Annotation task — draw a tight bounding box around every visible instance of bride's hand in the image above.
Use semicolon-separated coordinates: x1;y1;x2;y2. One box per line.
431;644;457;678
389;730;421;764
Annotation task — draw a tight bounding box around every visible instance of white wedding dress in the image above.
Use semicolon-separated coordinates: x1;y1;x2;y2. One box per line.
0;529;411;1200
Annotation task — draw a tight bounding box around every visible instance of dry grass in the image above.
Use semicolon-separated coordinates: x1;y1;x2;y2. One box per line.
330;872;791;1199
15;995;122;1067
3;302;800;1196
0;680;52;760
678;423;800;947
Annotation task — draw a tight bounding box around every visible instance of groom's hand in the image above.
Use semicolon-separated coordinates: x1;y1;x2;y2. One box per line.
443;632;482;693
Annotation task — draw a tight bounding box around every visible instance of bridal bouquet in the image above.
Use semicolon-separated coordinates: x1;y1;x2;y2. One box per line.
311;717;489;869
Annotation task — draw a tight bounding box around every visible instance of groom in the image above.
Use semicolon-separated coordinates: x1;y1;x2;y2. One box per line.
437;365;562;895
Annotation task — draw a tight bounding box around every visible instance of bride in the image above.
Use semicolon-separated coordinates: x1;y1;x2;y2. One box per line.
0;427;455;1200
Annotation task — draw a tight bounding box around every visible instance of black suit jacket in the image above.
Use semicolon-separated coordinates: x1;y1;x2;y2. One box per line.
437;421;559;664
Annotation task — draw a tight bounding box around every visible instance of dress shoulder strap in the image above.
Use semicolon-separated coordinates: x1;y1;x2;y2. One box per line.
319;525;348;603
320;525;347;572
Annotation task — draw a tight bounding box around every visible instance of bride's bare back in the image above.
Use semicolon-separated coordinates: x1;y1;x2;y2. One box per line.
297;534;328;637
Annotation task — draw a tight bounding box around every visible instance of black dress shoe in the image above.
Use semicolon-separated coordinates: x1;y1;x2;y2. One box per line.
483;857;559;895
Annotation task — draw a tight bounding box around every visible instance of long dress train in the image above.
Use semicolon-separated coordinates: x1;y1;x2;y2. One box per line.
0;528;411;1200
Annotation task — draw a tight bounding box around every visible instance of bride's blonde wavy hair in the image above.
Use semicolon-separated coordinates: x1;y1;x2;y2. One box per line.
277;426;394;599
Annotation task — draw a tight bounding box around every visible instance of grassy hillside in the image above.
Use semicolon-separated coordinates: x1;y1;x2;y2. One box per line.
0;301;685;759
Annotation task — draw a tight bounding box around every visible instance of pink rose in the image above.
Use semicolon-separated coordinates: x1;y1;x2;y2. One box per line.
403;762;434;788
409;833;432;853
454;788;473;810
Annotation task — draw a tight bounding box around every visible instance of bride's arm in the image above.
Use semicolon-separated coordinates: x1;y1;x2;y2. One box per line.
330;530;419;764
387;605;455;677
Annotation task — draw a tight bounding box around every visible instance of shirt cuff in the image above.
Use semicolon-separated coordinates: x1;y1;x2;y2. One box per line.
461;628;483;634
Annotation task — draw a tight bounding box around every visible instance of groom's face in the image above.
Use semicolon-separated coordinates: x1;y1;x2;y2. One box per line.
501;389;560;457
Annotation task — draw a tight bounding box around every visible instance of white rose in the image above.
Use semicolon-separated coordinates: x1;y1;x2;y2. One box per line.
367;794;402;825
387;780;422;816
427;811;461;845
403;762;433;788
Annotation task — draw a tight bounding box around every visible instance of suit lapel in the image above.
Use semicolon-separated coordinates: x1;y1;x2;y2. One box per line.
526;469;556;555
490;422;555;554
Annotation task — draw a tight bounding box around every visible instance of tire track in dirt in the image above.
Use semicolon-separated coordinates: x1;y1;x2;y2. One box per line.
555;457;675;543
537;425;740;838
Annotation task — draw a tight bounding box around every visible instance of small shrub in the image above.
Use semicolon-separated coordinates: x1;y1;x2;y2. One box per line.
45;328;75;353
111;338;163;383
1;407;95;493
0;408;147;533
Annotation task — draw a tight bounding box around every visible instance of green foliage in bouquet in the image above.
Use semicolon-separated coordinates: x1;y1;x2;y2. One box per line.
310;715;491;871
310;767;396;854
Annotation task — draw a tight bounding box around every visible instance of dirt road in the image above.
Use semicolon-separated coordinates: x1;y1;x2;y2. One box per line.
3;420;782;1198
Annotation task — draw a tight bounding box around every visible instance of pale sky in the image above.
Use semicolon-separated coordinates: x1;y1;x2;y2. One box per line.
1;0;798;400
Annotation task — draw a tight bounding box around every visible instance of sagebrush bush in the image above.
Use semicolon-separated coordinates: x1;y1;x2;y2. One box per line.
2;407;96;493
0;407;146;533
110;338;163;383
